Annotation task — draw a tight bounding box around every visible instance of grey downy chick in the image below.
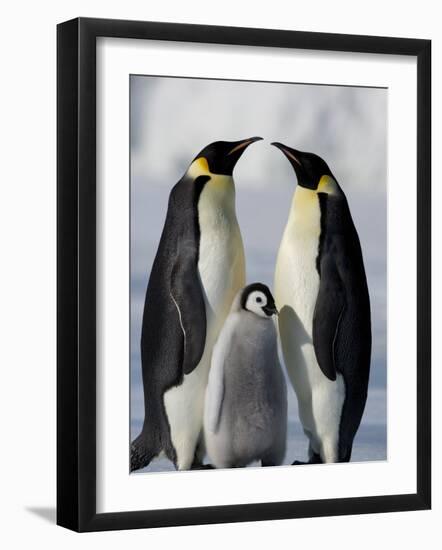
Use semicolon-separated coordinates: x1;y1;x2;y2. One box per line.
204;283;287;468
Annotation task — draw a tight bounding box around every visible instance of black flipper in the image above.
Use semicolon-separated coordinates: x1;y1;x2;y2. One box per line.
170;252;207;375
312;254;345;381
169;174;209;375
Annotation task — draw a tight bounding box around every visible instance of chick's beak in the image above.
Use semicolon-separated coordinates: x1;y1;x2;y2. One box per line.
263;304;279;317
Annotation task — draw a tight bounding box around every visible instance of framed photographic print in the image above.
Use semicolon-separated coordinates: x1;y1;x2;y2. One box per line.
57;17;431;532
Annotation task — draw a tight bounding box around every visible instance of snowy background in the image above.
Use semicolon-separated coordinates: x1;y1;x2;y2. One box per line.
130;75;387;472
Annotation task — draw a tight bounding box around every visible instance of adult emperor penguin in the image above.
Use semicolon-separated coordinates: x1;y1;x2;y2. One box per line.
272;143;371;464
131;137;262;472
204;283;287;469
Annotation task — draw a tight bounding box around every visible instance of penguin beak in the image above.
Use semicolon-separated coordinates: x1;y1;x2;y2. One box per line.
271;142;302;167
217;137;263;175
271;142;312;187
227;136;263;156
263;304;279;317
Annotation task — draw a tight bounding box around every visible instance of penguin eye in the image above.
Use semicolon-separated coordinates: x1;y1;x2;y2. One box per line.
256;296;262;303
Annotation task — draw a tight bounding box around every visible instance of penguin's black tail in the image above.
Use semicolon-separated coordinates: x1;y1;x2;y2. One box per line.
130;434;156;472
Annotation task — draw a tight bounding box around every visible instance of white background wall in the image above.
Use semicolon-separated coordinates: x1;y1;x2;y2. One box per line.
0;0;439;547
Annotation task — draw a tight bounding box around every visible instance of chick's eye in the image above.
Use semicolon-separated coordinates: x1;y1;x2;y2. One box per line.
256;297;262;303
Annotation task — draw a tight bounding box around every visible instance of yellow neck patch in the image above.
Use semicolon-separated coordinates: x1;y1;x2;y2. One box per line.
317;175;336;194
188;157;210;178
289;175;337;233
187;156;234;207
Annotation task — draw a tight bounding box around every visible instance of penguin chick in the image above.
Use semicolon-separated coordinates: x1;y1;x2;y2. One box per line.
204;283;287;469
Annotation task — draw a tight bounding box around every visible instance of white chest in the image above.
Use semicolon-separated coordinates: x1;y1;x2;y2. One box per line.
197;179;245;324
275;189;321;334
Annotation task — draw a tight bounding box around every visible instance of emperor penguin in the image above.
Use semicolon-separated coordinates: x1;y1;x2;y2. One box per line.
272;143;371;464
131;137;262;472
204;283;287;469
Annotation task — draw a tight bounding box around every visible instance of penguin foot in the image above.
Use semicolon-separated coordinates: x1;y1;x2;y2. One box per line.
292;453;322;466
191;463;214;470
309;452;322;464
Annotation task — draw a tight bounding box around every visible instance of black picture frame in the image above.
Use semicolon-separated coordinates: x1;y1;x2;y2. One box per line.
57;17;431;532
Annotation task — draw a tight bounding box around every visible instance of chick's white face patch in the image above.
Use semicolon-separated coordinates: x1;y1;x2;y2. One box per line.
245;290;269;318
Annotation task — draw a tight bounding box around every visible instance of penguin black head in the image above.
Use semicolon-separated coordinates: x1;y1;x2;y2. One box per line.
240;283;278;319
193;137;263;176
271;143;335;191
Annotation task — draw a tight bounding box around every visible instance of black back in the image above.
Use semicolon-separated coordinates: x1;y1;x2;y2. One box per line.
313;191;372;461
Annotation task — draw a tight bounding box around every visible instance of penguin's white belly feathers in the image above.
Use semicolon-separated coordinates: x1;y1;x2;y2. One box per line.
196;176;246;340
199;224;245;320
275;193;345;462
164;176;245;469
